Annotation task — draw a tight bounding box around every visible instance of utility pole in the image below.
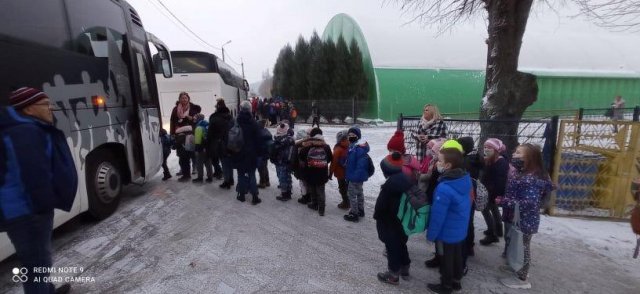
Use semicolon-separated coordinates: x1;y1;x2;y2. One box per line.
241;58;245;79
221;40;231;62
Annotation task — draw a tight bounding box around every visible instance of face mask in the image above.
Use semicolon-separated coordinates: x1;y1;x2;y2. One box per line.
511;158;525;171
391;151;401;160
484;148;495;158
436;163;446;173
349;137;358;143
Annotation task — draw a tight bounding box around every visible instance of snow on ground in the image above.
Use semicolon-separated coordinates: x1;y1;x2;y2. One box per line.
0;125;638;293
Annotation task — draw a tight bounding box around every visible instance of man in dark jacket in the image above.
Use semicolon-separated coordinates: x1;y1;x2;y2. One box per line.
208;99;232;183
232;101;265;204
374;171;414;285
0;87;78;294
298;128;333;216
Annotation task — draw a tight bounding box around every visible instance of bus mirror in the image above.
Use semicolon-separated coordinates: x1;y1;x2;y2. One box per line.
162;59;172;78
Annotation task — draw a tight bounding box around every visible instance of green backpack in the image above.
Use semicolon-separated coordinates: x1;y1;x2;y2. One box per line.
397;185;430;236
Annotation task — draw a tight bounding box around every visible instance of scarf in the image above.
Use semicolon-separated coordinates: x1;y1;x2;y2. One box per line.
177;103;190;119
420;117;436;129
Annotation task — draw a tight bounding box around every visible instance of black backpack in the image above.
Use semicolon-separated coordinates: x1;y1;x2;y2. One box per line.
365;154;375;178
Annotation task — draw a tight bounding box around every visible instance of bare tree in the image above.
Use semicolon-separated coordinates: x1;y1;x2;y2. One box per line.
394;0;538;150
575;0;640;31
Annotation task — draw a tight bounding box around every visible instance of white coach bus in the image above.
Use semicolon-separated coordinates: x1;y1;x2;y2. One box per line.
155;50;249;128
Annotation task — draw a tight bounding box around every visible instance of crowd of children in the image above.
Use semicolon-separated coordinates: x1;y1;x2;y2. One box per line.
162;96;555;293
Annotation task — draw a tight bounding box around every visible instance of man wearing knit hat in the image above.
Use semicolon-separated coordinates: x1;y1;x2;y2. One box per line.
271;122;295;201
0;87;77;294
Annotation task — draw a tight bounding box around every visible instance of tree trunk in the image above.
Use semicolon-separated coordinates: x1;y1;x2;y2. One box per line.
479;0;539;152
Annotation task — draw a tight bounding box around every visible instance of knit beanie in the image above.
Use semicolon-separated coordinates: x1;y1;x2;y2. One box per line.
276;122;290;136
387;130;406;154
484;138;506;153
10;87;48;110
441;139;464;153
336;129;349;144
428;138;446;154
310;127;323;138
347;127;361;139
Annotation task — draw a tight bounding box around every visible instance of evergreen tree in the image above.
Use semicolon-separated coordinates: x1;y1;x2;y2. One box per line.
292;35;310;102
349;40;368;116
272;44;295;98
323;39;337;100
332;35;350;102
308;33;329;105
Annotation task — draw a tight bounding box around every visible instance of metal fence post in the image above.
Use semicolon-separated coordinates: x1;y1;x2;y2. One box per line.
577;108;584;120
634;106;640;122
397;113;404;131
549;116;560;177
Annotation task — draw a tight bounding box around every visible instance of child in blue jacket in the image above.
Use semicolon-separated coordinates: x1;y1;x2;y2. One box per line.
343;127;372;222
427;140;472;294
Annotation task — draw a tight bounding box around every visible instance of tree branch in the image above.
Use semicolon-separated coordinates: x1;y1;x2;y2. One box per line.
574;0;640;31
388;0;484;33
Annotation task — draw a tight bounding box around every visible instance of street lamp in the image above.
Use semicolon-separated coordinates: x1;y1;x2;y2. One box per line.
221;40;232;62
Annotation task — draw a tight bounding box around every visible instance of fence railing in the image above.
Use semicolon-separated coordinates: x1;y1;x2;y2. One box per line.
398;115;558;173
397;114;639;220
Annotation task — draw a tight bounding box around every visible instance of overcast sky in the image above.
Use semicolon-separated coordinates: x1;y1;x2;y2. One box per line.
130;0;640;83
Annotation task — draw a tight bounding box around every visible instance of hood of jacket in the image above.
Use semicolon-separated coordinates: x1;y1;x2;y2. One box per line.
439;168;471;195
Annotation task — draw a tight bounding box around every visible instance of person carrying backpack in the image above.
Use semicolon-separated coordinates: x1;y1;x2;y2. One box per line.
457;137;484;270
272;122;295;201
299;128;333;216
193;114;213;183
232;101;265;205
0;87;78;294
426;140;472;294
374;167;416;285
380;130;420;181
209;99;233;188
344;127;373;222
330;130;350;209
293;129;311;204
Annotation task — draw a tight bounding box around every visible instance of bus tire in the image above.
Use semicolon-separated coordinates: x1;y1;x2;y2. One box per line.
86;151;122;220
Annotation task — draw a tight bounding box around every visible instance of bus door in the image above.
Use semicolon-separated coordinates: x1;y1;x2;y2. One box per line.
128;33;172;182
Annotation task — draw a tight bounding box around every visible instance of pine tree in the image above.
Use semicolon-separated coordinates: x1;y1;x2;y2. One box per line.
323;39;337;100
349;40;368;117
292;35;310;102
272;44;295;98
332;35;350;103
308;33;329;105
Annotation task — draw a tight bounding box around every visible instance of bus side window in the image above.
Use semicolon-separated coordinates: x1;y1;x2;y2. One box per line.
66;0;127;57
0;0;70;49
136;53;153;107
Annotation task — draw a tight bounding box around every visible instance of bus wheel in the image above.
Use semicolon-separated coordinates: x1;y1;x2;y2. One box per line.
86;151;122;220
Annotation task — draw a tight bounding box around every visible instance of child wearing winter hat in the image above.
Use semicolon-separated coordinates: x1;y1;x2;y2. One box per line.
427;140;472;294
298;128;333;216
380;130;420;181
330;129;351;209
480;138;509;246
271;122;295;201
344;126;373;222
293;128;311;204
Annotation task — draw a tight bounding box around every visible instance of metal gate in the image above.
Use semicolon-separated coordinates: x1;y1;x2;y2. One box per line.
551;120;640;219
